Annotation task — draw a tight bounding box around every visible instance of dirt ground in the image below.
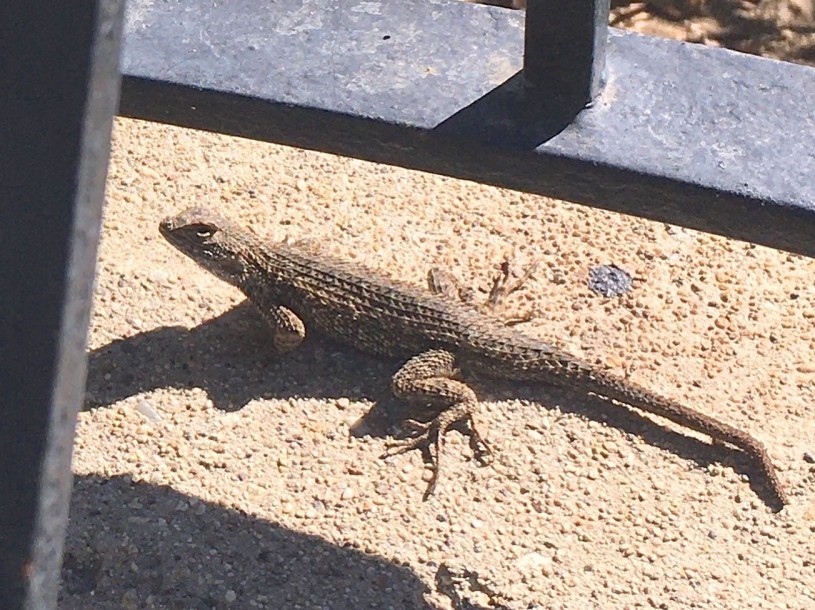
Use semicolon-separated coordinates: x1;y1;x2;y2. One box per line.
62;2;815;609
610;0;815;65
484;0;815;66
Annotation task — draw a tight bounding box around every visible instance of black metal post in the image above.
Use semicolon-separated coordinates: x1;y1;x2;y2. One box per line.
0;1;124;607
524;0;610;107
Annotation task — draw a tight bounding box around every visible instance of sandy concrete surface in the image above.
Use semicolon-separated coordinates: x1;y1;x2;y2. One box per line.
60;116;815;610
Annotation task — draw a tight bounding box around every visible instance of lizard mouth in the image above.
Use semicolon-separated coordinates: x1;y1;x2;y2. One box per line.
158;217;186;251
158;217;175;238
158;210;246;284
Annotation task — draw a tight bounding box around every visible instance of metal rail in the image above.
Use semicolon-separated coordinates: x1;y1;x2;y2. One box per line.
120;0;815;256
0;1;124;607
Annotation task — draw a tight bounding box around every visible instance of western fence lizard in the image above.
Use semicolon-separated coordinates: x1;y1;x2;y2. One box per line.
159;206;788;510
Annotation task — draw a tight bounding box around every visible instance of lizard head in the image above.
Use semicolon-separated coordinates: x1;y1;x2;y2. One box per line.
159;206;248;285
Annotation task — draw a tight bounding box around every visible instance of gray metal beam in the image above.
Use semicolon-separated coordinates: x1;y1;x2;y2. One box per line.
119;0;815;257
0;1;124;607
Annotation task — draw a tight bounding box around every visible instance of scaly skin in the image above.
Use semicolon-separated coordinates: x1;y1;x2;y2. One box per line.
160;206;787;509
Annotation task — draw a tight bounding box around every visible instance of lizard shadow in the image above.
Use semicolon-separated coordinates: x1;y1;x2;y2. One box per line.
474;381;782;509
85;301;780;509
84;301;397;413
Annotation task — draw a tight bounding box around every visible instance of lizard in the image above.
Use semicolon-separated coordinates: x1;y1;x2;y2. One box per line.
159;206;788;510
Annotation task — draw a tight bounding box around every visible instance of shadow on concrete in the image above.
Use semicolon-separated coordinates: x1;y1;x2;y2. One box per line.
61;474;435;609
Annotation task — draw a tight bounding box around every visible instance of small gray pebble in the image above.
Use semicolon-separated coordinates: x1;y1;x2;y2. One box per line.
587;264;633;297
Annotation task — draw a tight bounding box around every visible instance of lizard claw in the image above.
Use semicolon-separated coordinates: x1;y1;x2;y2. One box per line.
486;257;540;310
381;418;443;498
381;410;492;500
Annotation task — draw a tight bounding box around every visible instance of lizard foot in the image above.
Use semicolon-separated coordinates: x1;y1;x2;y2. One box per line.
382;405;492;500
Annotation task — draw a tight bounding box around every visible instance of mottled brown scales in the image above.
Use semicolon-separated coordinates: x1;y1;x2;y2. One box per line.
160;206;788;509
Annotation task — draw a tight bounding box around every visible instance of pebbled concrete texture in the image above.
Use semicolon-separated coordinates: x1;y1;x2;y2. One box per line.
60;116;815;609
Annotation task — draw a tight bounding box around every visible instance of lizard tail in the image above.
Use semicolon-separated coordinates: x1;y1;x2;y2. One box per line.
582;370;788;510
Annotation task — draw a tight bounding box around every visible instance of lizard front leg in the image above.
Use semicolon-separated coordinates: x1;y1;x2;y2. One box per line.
383;349;491;498
255;303;307;354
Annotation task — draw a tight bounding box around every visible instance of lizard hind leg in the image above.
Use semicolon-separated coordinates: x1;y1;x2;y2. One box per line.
383;349;491;499
427;259;539;325
426;267;475;304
